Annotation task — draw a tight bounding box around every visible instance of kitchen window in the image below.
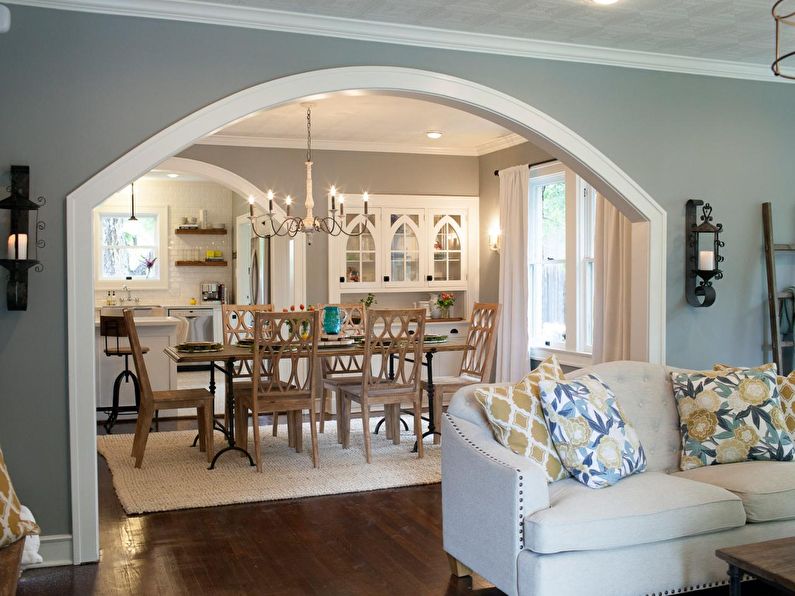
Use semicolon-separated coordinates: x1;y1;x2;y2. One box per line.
94;203;168;289
528;164;595;361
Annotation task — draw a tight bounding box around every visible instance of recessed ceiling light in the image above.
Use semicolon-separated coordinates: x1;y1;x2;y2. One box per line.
166;173;179;178
426;131;443;140
592;0;619;4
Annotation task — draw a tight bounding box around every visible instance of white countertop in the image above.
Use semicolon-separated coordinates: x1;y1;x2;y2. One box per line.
94;316;180;327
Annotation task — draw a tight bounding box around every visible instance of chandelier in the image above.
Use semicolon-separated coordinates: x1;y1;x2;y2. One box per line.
773;0;795;79
248;105;369;243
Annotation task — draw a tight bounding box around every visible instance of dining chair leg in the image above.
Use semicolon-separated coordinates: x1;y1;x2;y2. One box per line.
319;389;329;433
384;404;393;441
294;411;304;454
335;392;343;444
308;405;319;469
413;399;425;459
202;403;214;462
197;406;207;453
287;411;295;448
272;411;279;437
133;407;155;469
389;404;401;445
361;399;372;464
252;408;263;473
235;400;247;454
340;393;351;449
130;404;150;458
433;391;443;445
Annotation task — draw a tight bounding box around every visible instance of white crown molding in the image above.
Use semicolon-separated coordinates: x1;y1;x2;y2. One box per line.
195;132;527;156
6;0;790;83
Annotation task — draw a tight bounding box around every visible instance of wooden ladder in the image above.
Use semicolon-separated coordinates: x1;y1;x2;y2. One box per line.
762;202;795;374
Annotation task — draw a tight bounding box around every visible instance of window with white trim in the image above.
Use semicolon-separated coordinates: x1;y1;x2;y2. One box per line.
528;164;596;356
94;201;168;289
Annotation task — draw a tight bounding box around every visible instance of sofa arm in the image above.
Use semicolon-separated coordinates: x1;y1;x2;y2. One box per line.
441;413;550;596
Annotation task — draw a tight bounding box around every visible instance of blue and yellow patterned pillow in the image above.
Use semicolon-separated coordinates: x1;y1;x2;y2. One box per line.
539;375;647;489
671;368;794;471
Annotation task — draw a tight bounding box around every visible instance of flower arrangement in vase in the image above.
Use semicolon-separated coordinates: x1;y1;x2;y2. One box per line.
436;292;455;319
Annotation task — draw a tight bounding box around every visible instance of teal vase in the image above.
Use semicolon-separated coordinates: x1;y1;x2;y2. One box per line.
323;306;341;335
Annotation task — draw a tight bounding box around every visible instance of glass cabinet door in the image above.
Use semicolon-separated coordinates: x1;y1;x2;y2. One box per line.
385;212;422;284
341;212;379;286
431;213;465;283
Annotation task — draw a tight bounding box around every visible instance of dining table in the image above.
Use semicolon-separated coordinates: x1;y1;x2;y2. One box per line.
164;336;469;468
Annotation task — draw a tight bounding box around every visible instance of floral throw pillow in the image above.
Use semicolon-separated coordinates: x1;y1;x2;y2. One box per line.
1;446;40;548
713;363;795;436
671;368;794;471
538;375;647;489
475;356;569;482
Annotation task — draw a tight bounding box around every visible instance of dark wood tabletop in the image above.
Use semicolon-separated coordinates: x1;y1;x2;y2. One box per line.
716;537;795;593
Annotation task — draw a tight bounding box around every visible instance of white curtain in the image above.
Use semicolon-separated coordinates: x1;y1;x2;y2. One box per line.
495;165;531;382
592;195;633;363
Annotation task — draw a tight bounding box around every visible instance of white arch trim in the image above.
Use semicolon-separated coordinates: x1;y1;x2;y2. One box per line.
66;66;666;563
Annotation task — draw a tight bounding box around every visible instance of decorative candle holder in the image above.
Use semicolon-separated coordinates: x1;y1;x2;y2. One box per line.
0;165;46;310
685;199;723;308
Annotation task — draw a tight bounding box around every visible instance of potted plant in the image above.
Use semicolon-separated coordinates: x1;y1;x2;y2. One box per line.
436;292;456;319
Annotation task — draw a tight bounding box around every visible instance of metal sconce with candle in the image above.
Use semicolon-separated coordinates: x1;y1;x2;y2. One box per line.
0;165;45;311
685;199;724;308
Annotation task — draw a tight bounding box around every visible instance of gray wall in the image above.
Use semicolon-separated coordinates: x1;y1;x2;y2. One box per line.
179;145;479;304
477;143;554;302
1;5;795;535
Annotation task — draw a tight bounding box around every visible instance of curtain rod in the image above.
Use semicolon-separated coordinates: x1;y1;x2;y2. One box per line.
493;158;558;177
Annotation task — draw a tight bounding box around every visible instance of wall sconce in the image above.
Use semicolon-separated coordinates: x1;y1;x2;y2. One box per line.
685;199;723;308
488;223;501;252
0;165;45;310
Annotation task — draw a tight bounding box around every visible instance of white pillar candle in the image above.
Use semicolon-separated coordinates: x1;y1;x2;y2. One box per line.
698;249;715;271
7;233;28;260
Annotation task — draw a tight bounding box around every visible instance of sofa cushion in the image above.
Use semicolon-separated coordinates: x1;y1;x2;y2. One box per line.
0;445;40;548
475;356;569;483
671;368;794;471
539;374;646;489
524;472;746;554
673;461;795;523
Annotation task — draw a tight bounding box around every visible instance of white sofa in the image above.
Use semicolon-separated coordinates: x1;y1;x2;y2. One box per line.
441;361;795;596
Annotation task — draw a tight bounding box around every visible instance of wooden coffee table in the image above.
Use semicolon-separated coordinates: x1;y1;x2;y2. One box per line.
716;537;795;595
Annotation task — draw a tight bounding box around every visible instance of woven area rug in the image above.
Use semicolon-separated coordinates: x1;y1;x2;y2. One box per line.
97;419;440;514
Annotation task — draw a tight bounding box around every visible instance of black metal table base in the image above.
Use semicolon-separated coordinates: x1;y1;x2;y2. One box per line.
191;420;232;447
413;429;441;453
209;445;255;469
373;416;410;434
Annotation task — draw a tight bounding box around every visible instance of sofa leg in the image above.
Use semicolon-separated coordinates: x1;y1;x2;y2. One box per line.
447;553;473;577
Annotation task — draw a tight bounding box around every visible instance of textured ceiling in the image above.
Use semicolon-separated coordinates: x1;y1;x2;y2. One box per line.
208;94;516;153
195;0;777;64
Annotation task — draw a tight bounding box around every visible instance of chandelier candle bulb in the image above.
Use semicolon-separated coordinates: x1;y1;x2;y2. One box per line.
7;233;27;260
363;192;369;215
339;193;344;216
330;186;336;212
267;190;274;213
285;196;292;217
248;195;255;218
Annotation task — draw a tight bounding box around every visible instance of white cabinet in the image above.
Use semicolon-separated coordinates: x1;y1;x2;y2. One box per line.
329;195;479;303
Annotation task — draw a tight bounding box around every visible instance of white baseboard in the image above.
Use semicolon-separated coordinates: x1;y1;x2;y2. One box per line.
27;534;73;568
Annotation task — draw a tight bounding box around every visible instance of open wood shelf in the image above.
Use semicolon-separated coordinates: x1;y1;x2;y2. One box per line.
175;260;228;267
175;228;228;235
774;243;795;252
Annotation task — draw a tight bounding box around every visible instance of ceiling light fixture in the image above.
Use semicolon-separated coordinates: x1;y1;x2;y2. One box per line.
247;105;368;244
592;0;619;4
166;173;179;178
426;130;443;139
772;0;795;80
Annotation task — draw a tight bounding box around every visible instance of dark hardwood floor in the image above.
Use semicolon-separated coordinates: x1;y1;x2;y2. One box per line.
16;418;785;596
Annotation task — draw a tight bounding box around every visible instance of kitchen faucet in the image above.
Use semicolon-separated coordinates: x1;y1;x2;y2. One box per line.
120;285;139;305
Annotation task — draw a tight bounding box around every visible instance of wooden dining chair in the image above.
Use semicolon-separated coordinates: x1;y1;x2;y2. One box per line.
338;308;426;463
421;302;501;443
123;310;215;469
318;303;366;435
235;310;320;471
222;304;280;433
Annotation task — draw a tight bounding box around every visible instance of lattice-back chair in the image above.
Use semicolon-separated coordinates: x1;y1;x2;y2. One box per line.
222;304;274;379
319;303;367;435
124;309;215;469
420;302;500;444
338;308;426;463
234;310;320;471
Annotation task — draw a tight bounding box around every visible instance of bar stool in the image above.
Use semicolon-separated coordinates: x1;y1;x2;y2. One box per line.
100;315;157;434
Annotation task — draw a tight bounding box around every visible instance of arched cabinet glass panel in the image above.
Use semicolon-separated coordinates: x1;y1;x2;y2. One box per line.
431;213;465;282
343;212;378;285
387;213;421;284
